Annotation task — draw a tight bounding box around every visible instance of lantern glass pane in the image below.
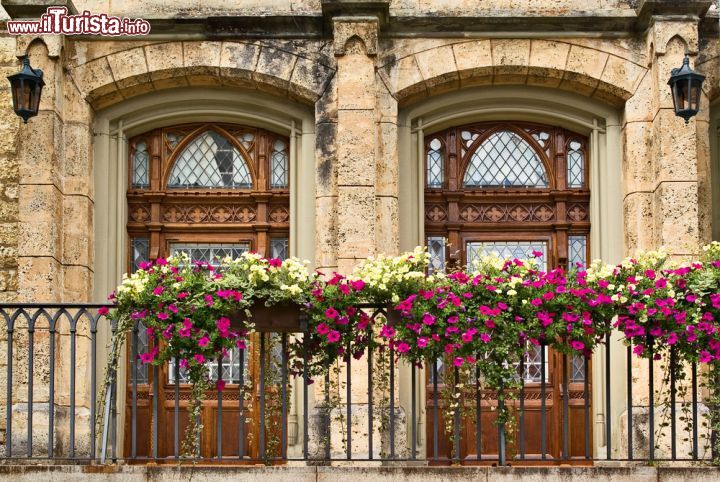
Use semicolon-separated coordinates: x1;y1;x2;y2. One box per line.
30;83;41;112
690;79;701;111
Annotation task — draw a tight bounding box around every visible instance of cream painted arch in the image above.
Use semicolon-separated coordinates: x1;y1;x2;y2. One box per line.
378;39;647;108
70;40;336;110
91;87;316;456
396;85;625;458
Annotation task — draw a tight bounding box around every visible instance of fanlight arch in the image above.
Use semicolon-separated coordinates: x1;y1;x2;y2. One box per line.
461;128;549;188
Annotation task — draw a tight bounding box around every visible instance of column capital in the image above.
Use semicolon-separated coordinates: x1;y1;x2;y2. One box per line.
332;16;380;56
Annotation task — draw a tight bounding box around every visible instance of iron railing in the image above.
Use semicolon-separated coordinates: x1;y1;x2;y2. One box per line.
0;303;715;464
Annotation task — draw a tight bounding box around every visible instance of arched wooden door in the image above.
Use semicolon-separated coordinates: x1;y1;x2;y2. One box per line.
123;123;290;459
423;122;592;464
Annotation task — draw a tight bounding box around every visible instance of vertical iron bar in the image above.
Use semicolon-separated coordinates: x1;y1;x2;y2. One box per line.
520;358;526;460
627;345;633;460
433;359;438;460
670;347;677;460
692;362;698;460
90;319;97;460
453;366;460;464
239;347;245;459
281;334;288;460
367;331;373;460
174;359;180;459
605;333;611;460
346;343;351;460
411;363;416;460
5;315;12;457
562;353;569;460
131;325;138;458
498;381;506;466
48;320;55;458
27;322;34;457
649;342;654;461
476;362;481;461
152;364;159;459
217;355;223;460
111;366;117;463
584;355;590;460
259;334;266;460
324;368;330;460
69;323;76;458
302;335;309;460
390;343;396;459
540;344;547;460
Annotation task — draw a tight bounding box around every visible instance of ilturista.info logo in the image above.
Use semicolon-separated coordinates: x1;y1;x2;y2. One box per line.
6;7;151;36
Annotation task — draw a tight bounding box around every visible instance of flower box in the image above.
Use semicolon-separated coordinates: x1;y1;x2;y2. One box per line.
232;300;308;333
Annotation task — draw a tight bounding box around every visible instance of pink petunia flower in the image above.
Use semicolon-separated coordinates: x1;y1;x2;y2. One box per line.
198;336;210;347
327;330;341;343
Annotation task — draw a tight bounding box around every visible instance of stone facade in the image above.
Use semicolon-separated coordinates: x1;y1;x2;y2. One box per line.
0;0;717;463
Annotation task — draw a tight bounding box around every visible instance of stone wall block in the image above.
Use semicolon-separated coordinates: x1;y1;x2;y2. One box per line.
527;40;570;87
491;39;530;84
375;196;399;256
315;196;337;271
290;56;335;104
623;72;654;124
105;47;149;93
62;124;92;198
623;192;654;253
62;266;93;303
379;55;426;104
18;184;62;260
600;55;647;101
337;186;376;266
560;45;608;96
254;46;297;97
452;40;493;87
17;112;60;186
70;58;117;101
144;42;185;82
653;108;698;183
337;110;376;187
316;75;338;125
17;256;61;302
622;121;654;196
654;182;699;253
337;54;374;110
62;196;93;269
376;121;398;197
414;45;459;94
219;41;260;89
315;122;337;198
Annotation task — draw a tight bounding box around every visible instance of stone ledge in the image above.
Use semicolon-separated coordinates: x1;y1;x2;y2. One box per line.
0;464;718;481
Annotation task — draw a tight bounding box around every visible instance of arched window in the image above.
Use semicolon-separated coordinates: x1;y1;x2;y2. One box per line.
127;123;290;265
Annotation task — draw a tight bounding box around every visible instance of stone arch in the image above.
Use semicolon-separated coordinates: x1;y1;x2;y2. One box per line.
378;39;647;108
69;41;336;110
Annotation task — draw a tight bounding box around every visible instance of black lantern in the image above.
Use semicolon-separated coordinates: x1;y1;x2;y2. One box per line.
667;54;705;124
7;57;44;123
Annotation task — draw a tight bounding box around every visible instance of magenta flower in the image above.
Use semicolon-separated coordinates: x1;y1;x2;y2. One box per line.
157;312;169;321
216;380;226;392
418;337;429;348
453;357;464;367
700;350;712;363
350;279;366;291
380;324;396;339
198;336;210;347
397;342;410;353
327;330;341;343
325;307;339;319
570;340;585;351
155;258;168;266
98;306;109;316
316;323;330;335
153;286;165;296
480;333;491;343
204;294;214;306
667;333;678;345
422;313;436;326
236;339;247;350
194;354;205;364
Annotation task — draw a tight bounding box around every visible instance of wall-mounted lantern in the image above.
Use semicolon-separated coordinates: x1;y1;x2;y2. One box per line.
667;54;705;124
7;57;45;124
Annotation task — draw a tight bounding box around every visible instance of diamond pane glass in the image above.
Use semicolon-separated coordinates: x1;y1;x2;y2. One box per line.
467;241;547;272
567;140;585;188
521;344;549;383
463;130;548;188
133;321;148;384
568;235;587;269
169;243;250;267
271;238;289;261
426;138;444;188
132;141;149;188
131;238;149;273
168;130;252;189
427;236;446;275
170;347;249;384
570;354;586;383
270;140;289;189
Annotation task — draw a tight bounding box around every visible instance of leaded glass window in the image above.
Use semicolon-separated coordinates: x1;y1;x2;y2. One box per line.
568;235;587;269
426;138;444;188
170;347;250;384
169;243;250;266
270;238;289;260
131;140;149;188
463;130;548;188
467;241;547;272
567;140;585;188
133;322;149;384
168;130;252;189
522;344;549;383
570;354;586;383
427;236;446;275
131;238;149;273
270;140;289;189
